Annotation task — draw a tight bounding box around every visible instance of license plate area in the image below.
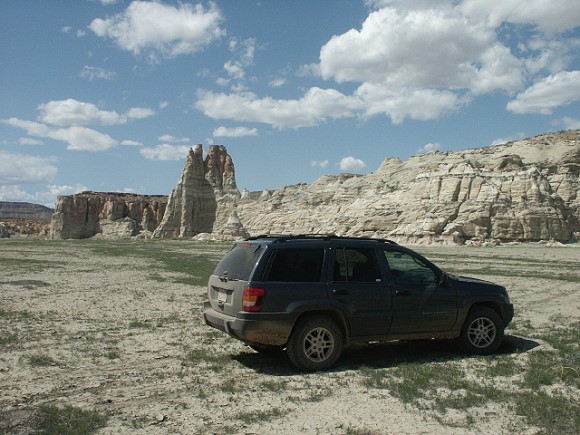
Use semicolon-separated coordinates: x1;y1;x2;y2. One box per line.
217;289;228;304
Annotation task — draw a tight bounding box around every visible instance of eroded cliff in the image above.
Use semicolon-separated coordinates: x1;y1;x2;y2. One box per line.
50;131;579;244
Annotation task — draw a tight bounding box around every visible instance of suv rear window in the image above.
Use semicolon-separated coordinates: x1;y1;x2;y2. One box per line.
263;248;324;282
213;242;265;281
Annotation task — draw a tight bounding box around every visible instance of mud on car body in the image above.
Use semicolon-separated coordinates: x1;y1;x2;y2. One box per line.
203;235;514;371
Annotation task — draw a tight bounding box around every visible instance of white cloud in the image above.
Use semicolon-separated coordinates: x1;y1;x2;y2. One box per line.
460;0;580;34
0;151;58;184
507;71;580;114
224;60;245;80
213;126;258;137
79;66;115;80
0;183;87;208
140;144;191;160
339;156;367;172
319;7;523;94
37;99;154;126
126;107;155;120
38;99;124;126
418;142;441;153
158;134;190;143
195;88;361;129
489;132;526;146
89;1;225;58
2;118;118;151
560;117;580;130
18;137;43;145
310;160;330;169
121;139;142;147
269;78;286;87
355;84;466;123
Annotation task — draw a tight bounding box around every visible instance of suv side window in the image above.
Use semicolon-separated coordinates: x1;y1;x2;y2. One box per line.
263;248;324;282
333;247;381;283
384;250;437;285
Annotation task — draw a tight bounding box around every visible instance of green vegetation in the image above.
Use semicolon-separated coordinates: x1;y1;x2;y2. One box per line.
88;240;228;285
35;405;108;435
233;408;286;425
26;353;59;368
359;326;579;433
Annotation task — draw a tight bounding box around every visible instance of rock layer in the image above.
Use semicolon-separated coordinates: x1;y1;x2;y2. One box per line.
50;192;167;239
234;131;579;244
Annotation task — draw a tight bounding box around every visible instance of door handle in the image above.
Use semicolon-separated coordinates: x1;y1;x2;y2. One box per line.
395;290;411;296
332;289;349;296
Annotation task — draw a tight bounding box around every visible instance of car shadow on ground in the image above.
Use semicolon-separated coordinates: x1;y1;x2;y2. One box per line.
230;334;540;376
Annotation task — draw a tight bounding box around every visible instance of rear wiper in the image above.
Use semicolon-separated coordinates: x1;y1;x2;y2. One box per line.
219;271;239;282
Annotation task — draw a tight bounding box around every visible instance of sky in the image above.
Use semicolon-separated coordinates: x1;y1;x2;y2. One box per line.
1;0;580;208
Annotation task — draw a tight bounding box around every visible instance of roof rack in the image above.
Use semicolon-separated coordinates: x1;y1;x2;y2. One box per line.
245;234;398;245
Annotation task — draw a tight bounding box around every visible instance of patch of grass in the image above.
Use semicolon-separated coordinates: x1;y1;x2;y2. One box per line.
233;407;286;425
0;258;63;273
526;326;580;388
259;380;288;393
127;319;151;329
485;356;520;377
305;386;333;402
0;332;19;346
105;350;121;360
36;404;108;434
219;378;241;394
0;309;33;320
183;347;231;368
514;391;579;435
26;353;59;367
88;240;228;286
342;427;377;435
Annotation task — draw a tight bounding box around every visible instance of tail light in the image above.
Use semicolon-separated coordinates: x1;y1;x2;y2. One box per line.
242;287;265;312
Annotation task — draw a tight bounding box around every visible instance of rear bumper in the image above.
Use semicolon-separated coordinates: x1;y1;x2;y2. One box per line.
202;301;294;346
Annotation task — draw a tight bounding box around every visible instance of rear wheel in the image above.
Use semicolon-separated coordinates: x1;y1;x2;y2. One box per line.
460;307;504;355
287;316;343;372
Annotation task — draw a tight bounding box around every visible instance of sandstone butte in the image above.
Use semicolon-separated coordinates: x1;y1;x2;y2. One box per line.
47;130;579;245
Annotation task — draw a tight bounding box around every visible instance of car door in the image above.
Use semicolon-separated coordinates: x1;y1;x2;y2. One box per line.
327;243;392;337
384;248;457;334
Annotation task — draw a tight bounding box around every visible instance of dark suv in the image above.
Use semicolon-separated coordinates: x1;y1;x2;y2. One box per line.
202;235;514;371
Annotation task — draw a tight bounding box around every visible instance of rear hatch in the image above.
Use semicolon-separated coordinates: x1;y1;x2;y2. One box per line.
207;241;268;317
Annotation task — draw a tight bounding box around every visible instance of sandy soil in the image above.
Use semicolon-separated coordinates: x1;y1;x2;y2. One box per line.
0;240;578;434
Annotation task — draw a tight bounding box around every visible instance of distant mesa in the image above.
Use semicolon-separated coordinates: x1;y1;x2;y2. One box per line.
3;131;578;244
0;202;54;238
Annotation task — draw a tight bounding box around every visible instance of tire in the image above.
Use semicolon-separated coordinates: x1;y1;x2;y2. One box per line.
287;316;343;372
460;307;504;355
249;344;285;354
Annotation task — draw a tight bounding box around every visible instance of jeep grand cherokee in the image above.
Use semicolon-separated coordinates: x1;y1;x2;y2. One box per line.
202;235;514;371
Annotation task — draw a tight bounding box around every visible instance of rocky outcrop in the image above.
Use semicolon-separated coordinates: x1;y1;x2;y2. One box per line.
235;130;579;244
49;131;579;243
0;202;54;222
0;202;54;238
153;144;246;240
50;192;167;239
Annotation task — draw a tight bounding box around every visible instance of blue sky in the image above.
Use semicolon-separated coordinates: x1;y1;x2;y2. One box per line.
1;0;580;207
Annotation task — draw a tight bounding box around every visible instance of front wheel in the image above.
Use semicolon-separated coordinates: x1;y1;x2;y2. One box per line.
460;307;504;355
287;316;343;372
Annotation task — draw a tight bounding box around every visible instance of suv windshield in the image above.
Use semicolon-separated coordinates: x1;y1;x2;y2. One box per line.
213;242;265;281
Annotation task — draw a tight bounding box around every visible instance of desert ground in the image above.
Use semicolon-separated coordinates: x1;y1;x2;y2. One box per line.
0;239;578;434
